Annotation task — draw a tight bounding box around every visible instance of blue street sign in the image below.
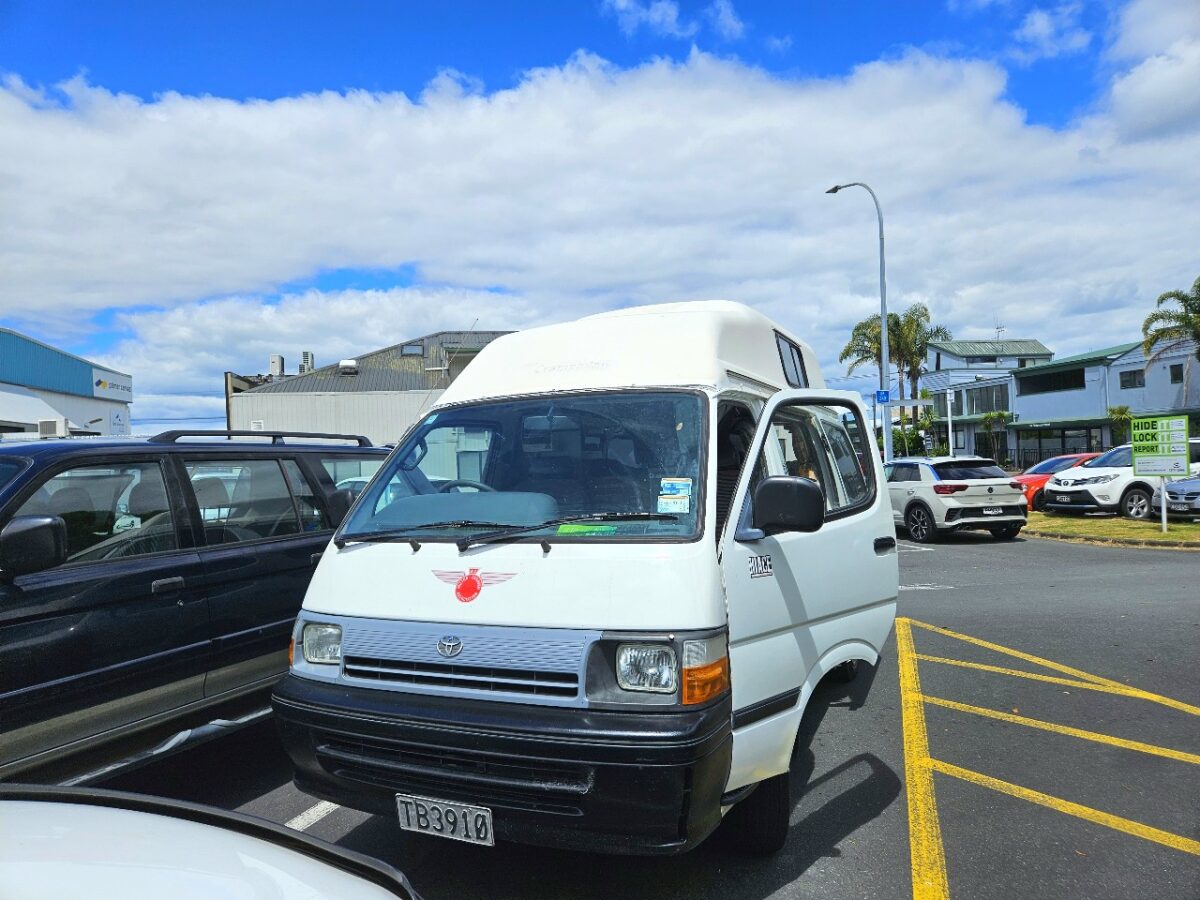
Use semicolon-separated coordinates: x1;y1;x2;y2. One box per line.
875;389;891;404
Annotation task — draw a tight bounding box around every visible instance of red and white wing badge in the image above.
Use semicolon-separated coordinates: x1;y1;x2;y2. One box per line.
432;568;516;603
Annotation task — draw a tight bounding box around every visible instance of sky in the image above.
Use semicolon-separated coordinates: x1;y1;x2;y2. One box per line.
1;0;1198;424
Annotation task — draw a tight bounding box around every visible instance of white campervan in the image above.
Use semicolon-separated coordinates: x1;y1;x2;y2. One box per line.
274;301;899;855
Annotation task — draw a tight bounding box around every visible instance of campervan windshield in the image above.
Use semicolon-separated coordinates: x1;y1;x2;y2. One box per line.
340;390;706;543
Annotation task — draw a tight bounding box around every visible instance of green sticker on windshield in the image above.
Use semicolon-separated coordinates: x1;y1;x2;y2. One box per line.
557;523;618;535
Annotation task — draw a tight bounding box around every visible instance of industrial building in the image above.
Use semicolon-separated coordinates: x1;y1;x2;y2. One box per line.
0;328;133;437
227;330;510;445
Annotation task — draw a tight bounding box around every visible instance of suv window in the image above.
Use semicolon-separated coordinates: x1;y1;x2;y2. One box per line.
321;455;388;498
14;461;178;562
0;458;22;491
932;460;1007;479
281;459;330;531
185;459;301;543
888;463;920;483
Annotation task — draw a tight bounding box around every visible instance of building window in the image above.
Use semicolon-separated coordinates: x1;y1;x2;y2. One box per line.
1018;358;1030;368
401;343;424;356
1170;363;1184;384
1119;369;1145;389
966;355;997;364
935;352;942;371
1016;368;1085;395
964;383;1010;416
953;427;965;450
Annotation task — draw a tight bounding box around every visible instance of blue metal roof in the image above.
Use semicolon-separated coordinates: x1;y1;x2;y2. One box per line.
0;329;129;399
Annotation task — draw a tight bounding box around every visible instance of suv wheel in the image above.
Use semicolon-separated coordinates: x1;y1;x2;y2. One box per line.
905;504;937;543
1121;487;1151;520
990;524;1022;540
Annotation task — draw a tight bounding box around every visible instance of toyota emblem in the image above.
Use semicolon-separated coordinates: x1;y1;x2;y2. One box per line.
437;635;464;658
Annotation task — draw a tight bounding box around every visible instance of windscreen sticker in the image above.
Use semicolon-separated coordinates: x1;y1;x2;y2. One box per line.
557;523;618;535
660;477;693;496
657;494;690;514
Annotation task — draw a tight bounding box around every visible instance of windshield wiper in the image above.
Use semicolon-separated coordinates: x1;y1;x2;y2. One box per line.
335;520;511;549
456;512;680;552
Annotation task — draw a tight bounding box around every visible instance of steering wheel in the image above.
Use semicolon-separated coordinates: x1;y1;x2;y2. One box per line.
437;479;497;493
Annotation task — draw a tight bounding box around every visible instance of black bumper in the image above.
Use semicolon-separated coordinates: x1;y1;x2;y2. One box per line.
272;674;733;855
1043;489;1105;512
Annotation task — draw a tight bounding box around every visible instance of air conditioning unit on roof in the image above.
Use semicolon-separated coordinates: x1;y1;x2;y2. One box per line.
38;417;70;438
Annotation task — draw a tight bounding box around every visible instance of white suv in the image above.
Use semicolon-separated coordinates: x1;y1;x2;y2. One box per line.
884;456;1026;543
1043;439;1200;519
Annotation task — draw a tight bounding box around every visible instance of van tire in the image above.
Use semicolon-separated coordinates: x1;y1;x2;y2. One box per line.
725;771;791;855
905;504;937;543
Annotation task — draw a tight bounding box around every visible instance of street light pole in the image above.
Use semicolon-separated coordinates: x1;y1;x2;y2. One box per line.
827;182;892;462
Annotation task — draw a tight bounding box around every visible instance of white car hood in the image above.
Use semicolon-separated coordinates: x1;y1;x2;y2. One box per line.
304;538;727;632
1054;465;1126;481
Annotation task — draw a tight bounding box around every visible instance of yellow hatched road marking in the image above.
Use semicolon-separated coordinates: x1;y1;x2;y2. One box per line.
895;618;950;899
923;695;1200;766
909;619;1120;687
913;653;1200;717
929;758;1200;856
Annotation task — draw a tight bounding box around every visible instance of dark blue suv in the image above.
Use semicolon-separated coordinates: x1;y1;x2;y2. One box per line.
0;431;389;781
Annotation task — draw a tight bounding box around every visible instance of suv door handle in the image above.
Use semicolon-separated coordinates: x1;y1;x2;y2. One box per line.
874;537;896;554
310;552;323;567
151;576;185;595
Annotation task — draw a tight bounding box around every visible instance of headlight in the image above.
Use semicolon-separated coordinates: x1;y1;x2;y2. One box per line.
302;623;343;665
1084;474;1119;485
616;644;677;693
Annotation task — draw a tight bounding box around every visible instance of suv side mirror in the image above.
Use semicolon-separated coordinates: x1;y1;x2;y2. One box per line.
752;477;825;535
326;488;355;525
0;516;68;579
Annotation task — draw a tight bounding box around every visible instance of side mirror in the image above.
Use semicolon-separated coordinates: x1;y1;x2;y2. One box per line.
752;476;825;535
326;488;355;525
0;516;68;579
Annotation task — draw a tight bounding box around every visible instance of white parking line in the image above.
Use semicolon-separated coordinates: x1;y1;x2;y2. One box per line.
897;543;935;553
899;583;954;591
285;800;340;831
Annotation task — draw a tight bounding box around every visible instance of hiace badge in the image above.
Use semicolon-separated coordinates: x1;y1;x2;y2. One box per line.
748;555;773;578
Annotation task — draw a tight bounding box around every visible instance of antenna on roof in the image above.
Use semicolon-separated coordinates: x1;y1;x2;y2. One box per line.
993;319;1006;341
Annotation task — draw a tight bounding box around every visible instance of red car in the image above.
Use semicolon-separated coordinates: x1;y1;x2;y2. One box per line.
1015;452;1102;511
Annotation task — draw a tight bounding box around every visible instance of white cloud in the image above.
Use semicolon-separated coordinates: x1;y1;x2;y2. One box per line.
765;35;793;53
601;0;697;39
1109;37;1200;138
1011;2;1092;63
1107;0;1200;60
1;40;1199;417
706;0;745;40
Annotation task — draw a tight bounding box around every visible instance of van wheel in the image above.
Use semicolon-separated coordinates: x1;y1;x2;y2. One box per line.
1121;488;1151;520
990;524;1022;540
725;771;791;855
905;505;937;543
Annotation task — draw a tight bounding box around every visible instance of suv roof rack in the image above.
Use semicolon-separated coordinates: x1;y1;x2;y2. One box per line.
149;430;373;447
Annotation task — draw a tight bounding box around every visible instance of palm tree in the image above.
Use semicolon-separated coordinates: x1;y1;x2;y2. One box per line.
839;311;905;409
979;410;1011;462
1142;275;1200;407
893;303;952;425
1107;405;1132;445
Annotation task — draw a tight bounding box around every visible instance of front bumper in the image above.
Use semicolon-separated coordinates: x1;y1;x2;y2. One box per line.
1043;488;1110;513
272;674;732;855
1152;502;1200;518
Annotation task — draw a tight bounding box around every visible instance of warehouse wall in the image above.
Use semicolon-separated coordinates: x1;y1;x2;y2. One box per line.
229;390;445;445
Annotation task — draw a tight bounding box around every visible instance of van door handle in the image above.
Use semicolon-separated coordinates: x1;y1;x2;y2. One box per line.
874;537;896;554
151;576;185;595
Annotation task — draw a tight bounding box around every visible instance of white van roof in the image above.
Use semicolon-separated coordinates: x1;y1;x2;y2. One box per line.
436;301;824;406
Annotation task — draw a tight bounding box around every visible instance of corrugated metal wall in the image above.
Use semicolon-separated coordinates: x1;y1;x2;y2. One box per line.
0;331;111;398
229;390;445;445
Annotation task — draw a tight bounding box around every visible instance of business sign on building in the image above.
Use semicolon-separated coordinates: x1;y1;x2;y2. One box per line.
92;368;133;402
1130;415;1189;477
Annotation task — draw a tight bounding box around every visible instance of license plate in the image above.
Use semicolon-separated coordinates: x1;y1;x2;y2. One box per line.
1170;504;1190;512
1056;495;1071;503
396;793;494;846
982;506;1002;515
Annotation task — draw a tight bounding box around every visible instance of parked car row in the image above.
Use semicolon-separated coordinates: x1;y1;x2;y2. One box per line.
1041;439;1200;519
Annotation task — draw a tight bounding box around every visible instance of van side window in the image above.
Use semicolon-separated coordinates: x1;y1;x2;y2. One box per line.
757;403;875;515
774;334;809;388
13;461;178;562
714;402;760;540
185;460;301;543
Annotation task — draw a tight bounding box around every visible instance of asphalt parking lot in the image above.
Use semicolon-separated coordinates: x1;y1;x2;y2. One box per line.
101;534;1200;899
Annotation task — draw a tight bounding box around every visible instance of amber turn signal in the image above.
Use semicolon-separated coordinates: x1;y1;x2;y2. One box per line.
682;656;729;705
287;637;295;667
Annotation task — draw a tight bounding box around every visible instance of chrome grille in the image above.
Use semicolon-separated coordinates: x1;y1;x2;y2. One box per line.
342;656;579;697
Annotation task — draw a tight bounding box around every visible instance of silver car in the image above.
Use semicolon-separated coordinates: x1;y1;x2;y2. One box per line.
1151;475;1200;518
